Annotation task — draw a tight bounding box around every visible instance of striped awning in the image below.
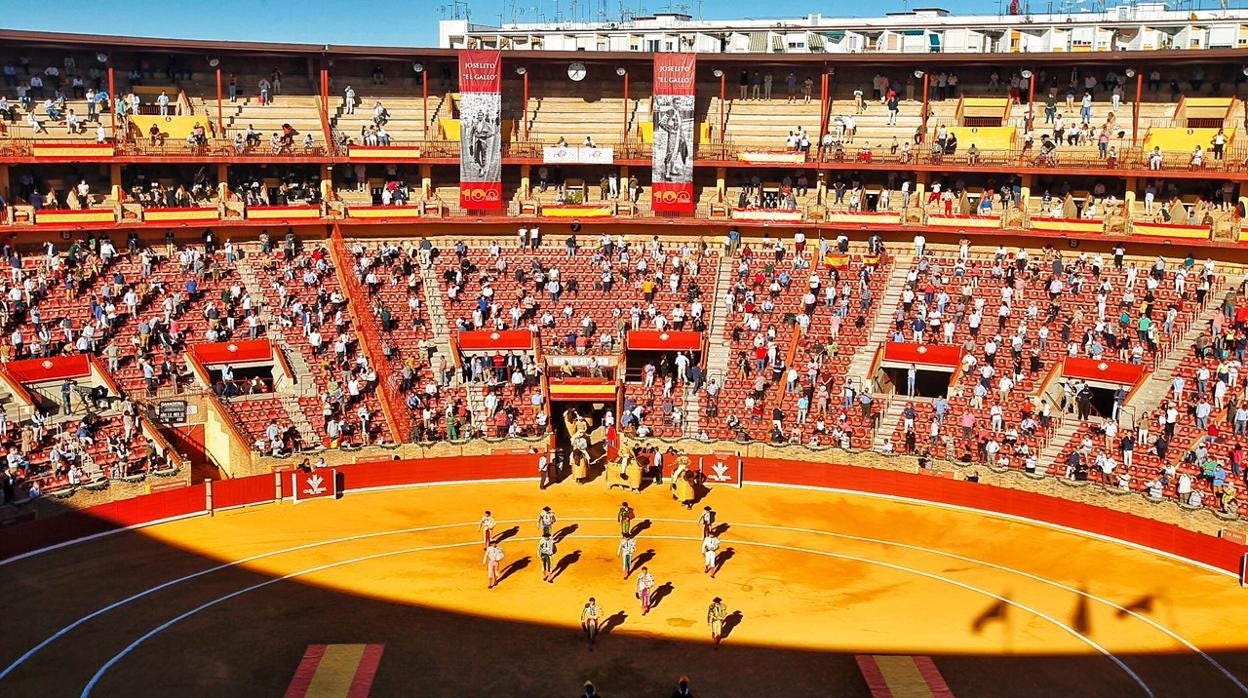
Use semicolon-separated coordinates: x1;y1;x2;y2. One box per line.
548;380;617;402
748;31;767;52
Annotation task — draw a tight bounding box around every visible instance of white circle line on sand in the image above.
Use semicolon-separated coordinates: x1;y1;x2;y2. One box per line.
0;518;518;682
8;512;1236;694
723;519;1248;695
78;534;1153;698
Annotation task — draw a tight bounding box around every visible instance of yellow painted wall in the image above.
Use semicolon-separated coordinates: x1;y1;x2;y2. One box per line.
130;115;209;140
1145;127;1234;152
202;398;254;478
951;126;1016;150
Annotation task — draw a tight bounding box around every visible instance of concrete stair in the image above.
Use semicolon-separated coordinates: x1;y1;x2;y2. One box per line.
278;394;321;448
418;254;455;375
464;382;487;435
689;251;735;437
846;253;913;387
236;248;319;398
1123;276;1242;419
872;399;908;451
1036;418;1084;469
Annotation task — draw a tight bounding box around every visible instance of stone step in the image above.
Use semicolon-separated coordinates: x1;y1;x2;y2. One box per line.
848;252;914;386
1124;274;1244;420
872;398;908;450
279;395;322;448
1037;420;1084;465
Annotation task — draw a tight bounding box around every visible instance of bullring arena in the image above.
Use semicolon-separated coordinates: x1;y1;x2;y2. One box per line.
5;8;1248;696
2;458;1247;696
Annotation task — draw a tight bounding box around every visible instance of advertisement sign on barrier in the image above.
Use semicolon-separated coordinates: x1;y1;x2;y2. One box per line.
702;452;742;487
292;469;339;503
542;146;615;164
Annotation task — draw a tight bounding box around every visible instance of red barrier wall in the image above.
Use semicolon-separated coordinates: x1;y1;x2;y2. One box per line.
3;454;1244;578
213;475;278;510
0;484;207;560
743;458;1248;575
336;453;535;492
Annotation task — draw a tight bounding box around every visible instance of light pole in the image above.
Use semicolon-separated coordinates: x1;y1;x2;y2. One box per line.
617;66;629;144
212;60;223;139
1126;68;1140;146
1021;68;1035;132
516;66;529;140
713;68;725;145
916;70;929;143
98;52;115;140
414;63;428;140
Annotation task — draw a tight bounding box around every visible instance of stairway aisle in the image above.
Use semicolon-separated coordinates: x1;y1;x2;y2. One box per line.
418;256;455;372
278;394;322;448
465;381;489;435
846;253;914;387
871;398;908;451
1035;419;1084;468
1123;275;1242;418
687;251;734;437
235;247;322;447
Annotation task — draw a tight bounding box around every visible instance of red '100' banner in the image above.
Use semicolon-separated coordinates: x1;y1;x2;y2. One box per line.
459;50;504;211
651;53;696;214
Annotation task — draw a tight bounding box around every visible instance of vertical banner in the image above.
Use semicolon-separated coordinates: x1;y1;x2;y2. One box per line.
459;50;503;211
652;53;696;214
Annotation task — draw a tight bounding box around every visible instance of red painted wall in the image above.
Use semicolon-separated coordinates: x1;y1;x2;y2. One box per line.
2;453;1243;580
167;424;208;464
743;458;1248;575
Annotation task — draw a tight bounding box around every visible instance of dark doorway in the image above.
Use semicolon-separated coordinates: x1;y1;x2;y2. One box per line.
883;365;953;399
1086;386;1118;420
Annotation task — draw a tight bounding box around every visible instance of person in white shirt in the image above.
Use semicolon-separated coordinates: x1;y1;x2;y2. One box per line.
1176;472;1193;502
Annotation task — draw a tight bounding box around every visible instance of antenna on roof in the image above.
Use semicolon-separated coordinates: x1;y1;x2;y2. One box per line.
438;0;472;20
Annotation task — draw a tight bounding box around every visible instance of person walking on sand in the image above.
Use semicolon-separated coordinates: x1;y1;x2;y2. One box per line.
479;510;496;549
483;542;504;588
617;500;635;537
708;597;728;647
636;566;656;615
617;533;637;578
538;505;556;537
701;534;720;577
538;532;557;582
580;597;601;650
698;505;716;537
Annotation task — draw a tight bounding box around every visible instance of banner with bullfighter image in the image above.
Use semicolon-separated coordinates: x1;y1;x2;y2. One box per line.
651;53;696;214
458;50;503;211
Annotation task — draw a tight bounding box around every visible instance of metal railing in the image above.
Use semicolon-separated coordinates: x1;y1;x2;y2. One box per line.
120;137;329;159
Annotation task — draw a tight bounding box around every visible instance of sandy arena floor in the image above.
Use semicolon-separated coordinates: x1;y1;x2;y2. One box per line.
2;479;1246;697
